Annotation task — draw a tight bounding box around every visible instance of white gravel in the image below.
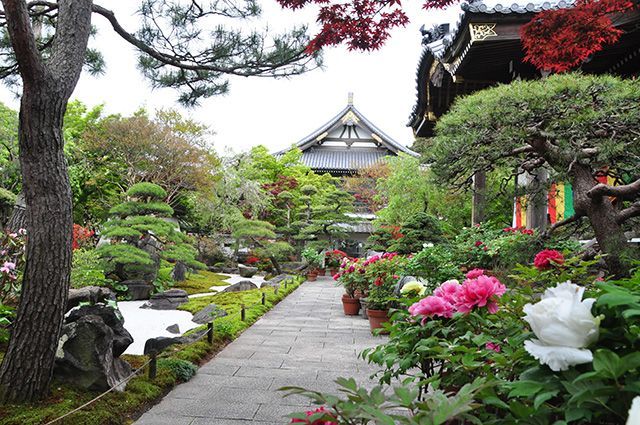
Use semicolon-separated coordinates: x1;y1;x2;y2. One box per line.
118;273;268;355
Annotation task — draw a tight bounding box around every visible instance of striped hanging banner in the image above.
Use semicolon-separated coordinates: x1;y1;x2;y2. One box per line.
514;196;527;228
548;183;576;224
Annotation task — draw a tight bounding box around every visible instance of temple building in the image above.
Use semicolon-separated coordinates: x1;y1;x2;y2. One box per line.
407;2;640;228
278;93;418;177
277;94;418;256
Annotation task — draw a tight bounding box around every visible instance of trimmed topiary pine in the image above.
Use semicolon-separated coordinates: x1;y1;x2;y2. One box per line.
97;182;205;297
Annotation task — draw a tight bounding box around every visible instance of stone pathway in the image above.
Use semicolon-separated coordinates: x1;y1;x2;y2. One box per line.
135;277;386;425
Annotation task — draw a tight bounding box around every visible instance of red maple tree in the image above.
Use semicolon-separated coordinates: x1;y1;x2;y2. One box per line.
277;0;636;72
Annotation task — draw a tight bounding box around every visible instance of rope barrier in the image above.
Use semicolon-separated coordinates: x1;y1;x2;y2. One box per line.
44;357;153;425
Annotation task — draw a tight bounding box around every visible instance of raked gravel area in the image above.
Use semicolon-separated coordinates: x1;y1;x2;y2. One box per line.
135;276;387;425
120;273;268;354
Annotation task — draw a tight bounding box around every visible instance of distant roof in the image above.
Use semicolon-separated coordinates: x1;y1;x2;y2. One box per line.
277;95;418;174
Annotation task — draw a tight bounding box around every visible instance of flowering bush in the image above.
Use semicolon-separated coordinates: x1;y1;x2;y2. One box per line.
245;255;260;265
292;261;640;423
0;229;26;303
363;253;407;309
324;249;347;268
533;248;565;270
72;223;95;250
333;258;367;297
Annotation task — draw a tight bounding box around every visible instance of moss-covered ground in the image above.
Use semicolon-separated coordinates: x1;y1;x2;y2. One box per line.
172;270;229;295
0;276;303;425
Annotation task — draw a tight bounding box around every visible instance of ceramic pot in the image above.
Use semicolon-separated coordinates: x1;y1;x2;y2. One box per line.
341;294;361;315
306;272;318;282
367;309;390;333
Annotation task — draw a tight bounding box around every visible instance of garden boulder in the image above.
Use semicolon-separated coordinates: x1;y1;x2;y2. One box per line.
55;305;133;392
238;264;258;278
222;280;258;293
66;286;115;312
192;303;228;324
141;289;189;310
124;279;154;300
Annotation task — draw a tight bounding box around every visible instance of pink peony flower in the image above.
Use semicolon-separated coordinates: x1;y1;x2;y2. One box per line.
347;265;355;273
409;296;455;320
291;406;337;425
433;279;461;305
18;228;27;235
534;249;565;270
466;268;485;279
0;261;16;274
455;274;506;314
486;342;501;353
332;273;341;280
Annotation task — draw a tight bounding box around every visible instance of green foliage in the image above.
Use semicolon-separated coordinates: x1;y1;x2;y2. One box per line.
0;188;16;209
388;212;445;254
0;304;15;345
404;245;463;286
96;244;153;266
109;201;174;218
126;182;167;200
232;219;275;240
301;247;323;268
283;377;489;425
174;270;228;295
156;358;197;382
70;249;114;289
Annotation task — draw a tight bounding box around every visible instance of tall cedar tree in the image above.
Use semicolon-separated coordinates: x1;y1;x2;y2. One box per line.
0;0;317;402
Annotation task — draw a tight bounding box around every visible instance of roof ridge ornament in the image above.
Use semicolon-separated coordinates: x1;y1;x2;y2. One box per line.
347;92;354;105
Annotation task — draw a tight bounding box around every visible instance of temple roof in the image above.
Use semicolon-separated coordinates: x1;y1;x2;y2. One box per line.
277;94;418;175
407;2;640;135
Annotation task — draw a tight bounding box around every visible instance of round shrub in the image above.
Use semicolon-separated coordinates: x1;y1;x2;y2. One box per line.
126;182;167;200
157;358;197;382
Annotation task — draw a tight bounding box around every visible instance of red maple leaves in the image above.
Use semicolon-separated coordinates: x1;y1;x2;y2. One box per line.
278;0;636;73
521;0;635;72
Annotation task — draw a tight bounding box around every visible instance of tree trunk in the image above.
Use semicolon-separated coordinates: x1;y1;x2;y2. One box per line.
5;192;26;232
0;0;93;402
572;165;630;276
0;85;74;402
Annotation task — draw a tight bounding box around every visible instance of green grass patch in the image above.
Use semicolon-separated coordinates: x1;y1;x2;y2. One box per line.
173;270;229;295
0;275;304;425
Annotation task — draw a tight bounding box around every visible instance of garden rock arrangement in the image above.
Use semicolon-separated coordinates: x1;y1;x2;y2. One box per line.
222;280;258;292
191;303;228;324
141;289;189;310
238;263;258;278
55;304;133;392
66;286;115;310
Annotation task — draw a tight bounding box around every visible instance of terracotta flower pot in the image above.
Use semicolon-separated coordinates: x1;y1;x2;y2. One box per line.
342;294;361;315
318;268;326;276
307;272;318;282
367;309;390;333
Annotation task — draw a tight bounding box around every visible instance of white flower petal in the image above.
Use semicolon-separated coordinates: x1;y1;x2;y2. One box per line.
626;396;640;425
524;339;593;372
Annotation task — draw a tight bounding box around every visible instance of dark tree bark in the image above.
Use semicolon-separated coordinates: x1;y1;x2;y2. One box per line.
571;164;630;277
5;192;26;231
0;0;93;402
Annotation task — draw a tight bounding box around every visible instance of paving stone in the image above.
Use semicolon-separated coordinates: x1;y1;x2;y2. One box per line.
135;278;388;424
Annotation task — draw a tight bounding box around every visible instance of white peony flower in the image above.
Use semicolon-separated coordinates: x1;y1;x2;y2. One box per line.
522;281;599;371
626;396;640;425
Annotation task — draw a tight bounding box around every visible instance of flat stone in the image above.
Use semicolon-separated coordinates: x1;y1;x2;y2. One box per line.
141;289;189;310
191;303;228;324
222;280;258;293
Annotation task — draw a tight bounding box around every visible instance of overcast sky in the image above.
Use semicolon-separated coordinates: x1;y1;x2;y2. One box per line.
0;2;457;154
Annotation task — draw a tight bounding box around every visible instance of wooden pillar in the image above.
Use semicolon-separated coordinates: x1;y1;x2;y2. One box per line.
527;169;548;231
472;171;486;225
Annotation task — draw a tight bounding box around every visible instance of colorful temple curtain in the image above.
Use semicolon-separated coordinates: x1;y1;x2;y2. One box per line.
514;196;527;228
548;183;575;224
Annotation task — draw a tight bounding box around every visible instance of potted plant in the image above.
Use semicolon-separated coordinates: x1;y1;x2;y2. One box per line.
362;253;408;333
325;249;347;275
302;247;323;281
333;258;367;315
